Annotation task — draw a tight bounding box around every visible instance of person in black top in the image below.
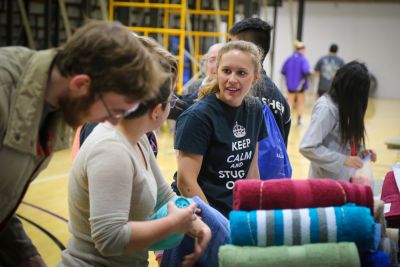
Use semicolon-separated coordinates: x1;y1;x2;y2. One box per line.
169;18;291;146
168;44;223;121
174;41;268;218
185;43;224;95
229;17;291;146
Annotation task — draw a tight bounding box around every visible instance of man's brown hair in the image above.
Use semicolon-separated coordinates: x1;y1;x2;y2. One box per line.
54;20;166;102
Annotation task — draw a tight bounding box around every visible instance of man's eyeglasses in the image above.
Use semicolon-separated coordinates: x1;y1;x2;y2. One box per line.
100;95;139;120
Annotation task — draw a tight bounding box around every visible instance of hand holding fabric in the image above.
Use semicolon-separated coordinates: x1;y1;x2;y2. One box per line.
167;202;198;235
181;218;211;267
344;155;363;169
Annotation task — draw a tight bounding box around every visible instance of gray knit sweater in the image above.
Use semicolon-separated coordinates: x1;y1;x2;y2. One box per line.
60;123;175;266
299;95;353;180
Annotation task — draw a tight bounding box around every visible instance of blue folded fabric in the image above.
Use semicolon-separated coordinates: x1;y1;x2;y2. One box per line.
229;204;375;252
360;251;390;267
161;196;230;267
373;224;382;252
148;197;191;251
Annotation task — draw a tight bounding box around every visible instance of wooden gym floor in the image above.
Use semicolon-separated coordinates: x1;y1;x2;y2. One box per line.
17;97;400;266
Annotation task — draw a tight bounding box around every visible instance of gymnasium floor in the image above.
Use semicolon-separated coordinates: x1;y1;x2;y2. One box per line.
18;96;400;266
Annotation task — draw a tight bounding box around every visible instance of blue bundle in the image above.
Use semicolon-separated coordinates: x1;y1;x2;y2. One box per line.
148;197;191;251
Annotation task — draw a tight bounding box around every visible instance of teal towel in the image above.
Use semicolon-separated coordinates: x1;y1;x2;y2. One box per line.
218;243;361;267
229;205;374;252
148;197;191;251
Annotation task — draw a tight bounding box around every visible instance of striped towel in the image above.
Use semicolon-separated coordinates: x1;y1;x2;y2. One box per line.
229;205;374;252
218;243;361;267
233;179;373;211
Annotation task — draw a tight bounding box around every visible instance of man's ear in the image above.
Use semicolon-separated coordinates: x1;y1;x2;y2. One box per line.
69;74;91;97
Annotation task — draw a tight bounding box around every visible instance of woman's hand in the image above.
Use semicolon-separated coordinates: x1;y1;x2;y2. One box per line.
366;149;377;162
181;219;212;267
344;156;363;169
167;202;198;234
370;151;377;162
360;149;377;162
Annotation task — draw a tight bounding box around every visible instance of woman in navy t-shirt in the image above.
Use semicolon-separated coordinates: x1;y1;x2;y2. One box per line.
174;41;268;218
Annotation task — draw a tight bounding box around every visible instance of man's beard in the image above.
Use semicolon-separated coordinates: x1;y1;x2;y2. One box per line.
59;93;94;128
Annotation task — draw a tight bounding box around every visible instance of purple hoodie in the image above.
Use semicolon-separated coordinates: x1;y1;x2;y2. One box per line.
281;51;311;92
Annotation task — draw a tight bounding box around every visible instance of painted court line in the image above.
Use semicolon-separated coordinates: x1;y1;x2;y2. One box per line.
31;173;68;184
17;214;66;251
21;201;68;223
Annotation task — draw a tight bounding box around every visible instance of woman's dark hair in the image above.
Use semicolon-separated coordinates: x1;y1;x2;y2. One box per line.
229;17;272;62
123;78;172;119
328;61;370;149
123;36;178;120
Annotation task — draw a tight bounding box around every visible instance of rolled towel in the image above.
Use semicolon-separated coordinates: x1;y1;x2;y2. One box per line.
218;243;361;267
161;196;229;267
233;179;373;211
229;205;374;252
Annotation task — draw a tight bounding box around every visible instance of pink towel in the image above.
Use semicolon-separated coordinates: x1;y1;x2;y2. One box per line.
233;178;373;211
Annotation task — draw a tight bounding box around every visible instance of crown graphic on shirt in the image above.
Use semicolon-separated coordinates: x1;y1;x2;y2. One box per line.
233;122;246;138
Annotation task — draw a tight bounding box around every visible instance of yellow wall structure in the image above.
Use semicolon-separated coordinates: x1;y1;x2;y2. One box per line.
108;0;234;93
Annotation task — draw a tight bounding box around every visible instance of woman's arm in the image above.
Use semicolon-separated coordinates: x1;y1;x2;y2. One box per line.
344;156;363;169
176;150;209;204
246;143;260;179
124;203;212;267
299;101;347;173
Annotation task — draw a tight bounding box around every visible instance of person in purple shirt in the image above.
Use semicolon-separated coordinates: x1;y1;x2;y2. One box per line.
281;40;311;126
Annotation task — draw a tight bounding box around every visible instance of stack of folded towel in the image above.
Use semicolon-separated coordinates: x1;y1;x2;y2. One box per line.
219;178;392;267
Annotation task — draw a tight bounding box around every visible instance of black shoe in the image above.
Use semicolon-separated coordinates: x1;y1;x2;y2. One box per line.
297;116;302;126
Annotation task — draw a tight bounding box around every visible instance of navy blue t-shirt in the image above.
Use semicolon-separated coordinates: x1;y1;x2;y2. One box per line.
174;93;267;217
252;70;291;146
